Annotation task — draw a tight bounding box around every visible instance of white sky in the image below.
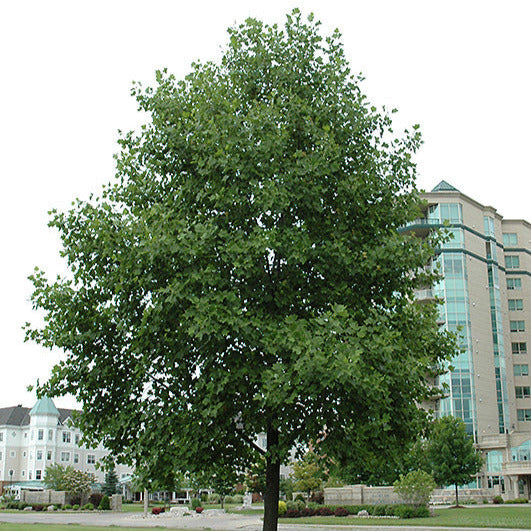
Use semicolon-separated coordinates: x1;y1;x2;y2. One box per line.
1;0;530;410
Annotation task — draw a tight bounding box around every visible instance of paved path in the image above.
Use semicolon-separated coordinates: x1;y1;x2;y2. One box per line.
0;510;529;531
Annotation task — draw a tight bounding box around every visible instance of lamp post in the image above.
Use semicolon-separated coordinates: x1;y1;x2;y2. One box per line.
9;469;13;489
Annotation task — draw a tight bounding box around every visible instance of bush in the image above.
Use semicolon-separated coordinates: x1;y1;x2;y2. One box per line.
317;506;334;516
334;506;349;517
72;504;80;511
32;504;45;511
195;506;204;513
83;503;94;510
285;508;301;518
294;493;306;503
200;493;208;502
191;497;201;509
63;504;72;510
233;494;243;504
301;507;315;516
89;492;104;509
393;470;436;508
310;491;324;504
99;495;111;510
493;495;504;504
208;493;220;504
70;496;81;506
394;504;430;519
278;501;287;516
505;498;528;504
152;507;165;515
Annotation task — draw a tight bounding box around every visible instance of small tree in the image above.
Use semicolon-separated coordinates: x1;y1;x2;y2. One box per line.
292;451;324;499
103;468;119;496
427;416;483;506
393;470;436;508
245;456;267;499
44;463;70;491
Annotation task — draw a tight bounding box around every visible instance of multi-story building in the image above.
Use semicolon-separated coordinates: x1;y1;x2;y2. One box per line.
0;397;131;493
407;180;530;499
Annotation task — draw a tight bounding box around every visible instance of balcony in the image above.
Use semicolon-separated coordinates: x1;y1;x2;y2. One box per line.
503;461;531;475
414;289;436;303
400;218;440;238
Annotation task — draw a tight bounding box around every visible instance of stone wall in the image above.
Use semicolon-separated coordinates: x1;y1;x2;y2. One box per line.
20;490;68;505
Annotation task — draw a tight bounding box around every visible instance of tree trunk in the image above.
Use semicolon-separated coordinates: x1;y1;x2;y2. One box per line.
455;484;459;507
263;422;280;531
143;488;148;516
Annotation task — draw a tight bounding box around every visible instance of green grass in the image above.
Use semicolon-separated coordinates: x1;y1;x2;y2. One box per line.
287;506;531;528
0;526;189;531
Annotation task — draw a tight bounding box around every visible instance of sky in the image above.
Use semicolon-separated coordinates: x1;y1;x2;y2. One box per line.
1;0;530;410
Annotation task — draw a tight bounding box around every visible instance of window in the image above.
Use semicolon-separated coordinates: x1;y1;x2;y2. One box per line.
503;233;518;246
505;256;520;269
507;278;522;290
514;364;529;377
48;430;53;441
516;386;531;399
47;451;52;460
60;452;70;462
62;432;71;443
29;452;33;459
28;471;32;480
0;451;2;460
0;433;3;442
10;451;16;458
74;454;79;464
87;454;96;465
23;451;26;457
512;342;527;355
484;216;495;237
36;450;42;460
509;299;524;311
511;320;525;332
37;429;43;441
517;409;531;422
21;470;24;477
75;434;80;445
35;470;42;480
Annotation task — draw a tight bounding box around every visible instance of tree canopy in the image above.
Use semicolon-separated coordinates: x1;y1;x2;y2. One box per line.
27;10;455;530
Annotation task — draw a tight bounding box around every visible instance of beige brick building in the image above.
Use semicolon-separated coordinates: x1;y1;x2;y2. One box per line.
409;181;530;499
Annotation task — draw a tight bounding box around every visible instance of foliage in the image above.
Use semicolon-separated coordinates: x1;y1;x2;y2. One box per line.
426;416;483;506
152;506;165;515
278;500;287;516
394;504;430;518
26;9;456;531
195;506;204;513
99;495;110;510
103;468;119;496
334;506;349;517
43;464;95;495
493;495;504;504
279;477;294;501
191;498;201;510
291;451;324;496
245;456;267;496
88;492;104;509
393;469;436;507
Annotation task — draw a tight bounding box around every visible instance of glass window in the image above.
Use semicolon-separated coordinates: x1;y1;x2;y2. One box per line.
0;433;3;442
516;387;531;399
484;216;495;237
517;410;531;422
48;430;53;441
47;451;52;460
37;429;43;441
75;434;80;445
503;233;518;246
512;342;528;354
29;471;32;480
36;450;42;460
35;470;42;480
60;452;70;462
87;454;96;465
62;432;71;443
507;278;522;290
505;256;520;269
74;454;79;464
509;299;524;311
514;364;529;377
486;450;503;472
511;320;525;332
0;451;2;460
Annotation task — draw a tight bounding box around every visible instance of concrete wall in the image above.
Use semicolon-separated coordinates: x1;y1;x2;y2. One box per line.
20;489;67;505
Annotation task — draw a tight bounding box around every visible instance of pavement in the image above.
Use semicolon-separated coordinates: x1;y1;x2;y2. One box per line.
0;509;529;531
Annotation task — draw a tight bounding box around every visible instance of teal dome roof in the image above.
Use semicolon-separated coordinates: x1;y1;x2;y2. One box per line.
29;397;60;417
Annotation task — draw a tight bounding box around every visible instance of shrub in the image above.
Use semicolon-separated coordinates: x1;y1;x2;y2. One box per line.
317;506;334;516
200;493;208;502
310;491;324;504
63;504;72;510
83;503;94;510
505;498;528;504
70;496;81;506
301;507;315;516
152;507;165;515
99;495;111;510
294;493;306;503
208;493;220;504
334;506;349;517
286;501;298;511
278;501;287;516
195;506;203;513
89;492;104;509
233;494;243;504
285;508;300;518
493;495;504;504
393;470;436;508
191;498;201;509
72;504;80;511
482;499;489;504
394;504;430;519
32;504;45;511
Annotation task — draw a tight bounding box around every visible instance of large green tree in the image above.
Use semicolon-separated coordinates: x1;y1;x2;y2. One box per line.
27;10;455;530
427;416;484;506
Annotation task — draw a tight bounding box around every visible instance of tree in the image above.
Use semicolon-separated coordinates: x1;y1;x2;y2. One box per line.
426;416;484;506
43;464;95;496
103;468;119;496
393;469;436;508
26;10;456;531
291;451;324;499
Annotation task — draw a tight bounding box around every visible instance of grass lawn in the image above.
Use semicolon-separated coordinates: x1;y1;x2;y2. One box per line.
0;526;189;531
287;506;531;528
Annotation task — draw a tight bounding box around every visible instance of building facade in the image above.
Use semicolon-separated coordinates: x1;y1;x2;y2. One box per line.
0;397;131;493
408;181;530;499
